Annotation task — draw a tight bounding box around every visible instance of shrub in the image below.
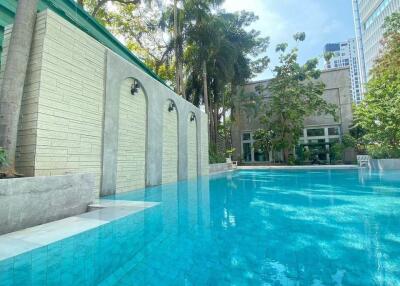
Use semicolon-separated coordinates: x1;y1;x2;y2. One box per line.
209;144;225;164
0;147;7;168
288;154;296;165
367;145;400;159
330;143;344;162
342;134;356;148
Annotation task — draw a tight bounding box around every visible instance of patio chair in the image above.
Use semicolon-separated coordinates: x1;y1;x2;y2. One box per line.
357;155;370;167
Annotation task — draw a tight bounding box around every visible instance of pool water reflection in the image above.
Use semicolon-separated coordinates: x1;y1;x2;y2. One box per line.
108;169;400;285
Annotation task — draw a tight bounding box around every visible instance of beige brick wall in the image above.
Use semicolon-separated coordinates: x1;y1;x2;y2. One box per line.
162;100;178;184
33;11;106;195
0;13;47;176
200;113;209;176
187;115;197;179
116;78;147;193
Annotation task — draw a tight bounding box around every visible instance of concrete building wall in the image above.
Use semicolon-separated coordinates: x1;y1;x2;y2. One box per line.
231;68;353;162
116;79;147;193
304;68;353;133
187;114;197;179
162;100;178;184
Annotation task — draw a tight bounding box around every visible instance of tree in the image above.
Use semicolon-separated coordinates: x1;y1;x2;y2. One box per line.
185;10;269;145
0;0;39;175
354;12;400;157
253;128;274;162
260;33;337;163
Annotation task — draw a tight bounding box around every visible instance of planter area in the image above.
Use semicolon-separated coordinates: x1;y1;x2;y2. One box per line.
0;173;95;235
209;163;234;174
368;159;400;170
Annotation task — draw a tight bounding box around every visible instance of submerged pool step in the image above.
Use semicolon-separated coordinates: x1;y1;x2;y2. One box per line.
0;199;159;261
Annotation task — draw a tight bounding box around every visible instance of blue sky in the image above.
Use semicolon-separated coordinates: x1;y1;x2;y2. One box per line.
222;0;356;80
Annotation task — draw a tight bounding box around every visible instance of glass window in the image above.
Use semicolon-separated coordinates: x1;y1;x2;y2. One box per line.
328;127;339;136
307;128;325;137
243;143;252;162
242;133;251;141
329;138;340;143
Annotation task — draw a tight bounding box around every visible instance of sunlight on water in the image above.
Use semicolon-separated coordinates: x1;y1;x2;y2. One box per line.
2;169;400;285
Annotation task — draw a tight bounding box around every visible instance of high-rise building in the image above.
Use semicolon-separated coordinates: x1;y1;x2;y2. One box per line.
352;0;400;95
324;39;362;104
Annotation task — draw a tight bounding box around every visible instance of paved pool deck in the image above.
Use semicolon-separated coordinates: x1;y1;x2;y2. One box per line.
0;200;158;261
237;165;359;170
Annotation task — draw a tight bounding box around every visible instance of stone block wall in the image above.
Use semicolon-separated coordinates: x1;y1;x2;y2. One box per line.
34;11;106;196
0;14;48;176
162;100;178;184
0;9;209;196
116;78;147;193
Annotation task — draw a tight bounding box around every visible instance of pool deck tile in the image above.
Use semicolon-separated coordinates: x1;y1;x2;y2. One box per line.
237;165;358;170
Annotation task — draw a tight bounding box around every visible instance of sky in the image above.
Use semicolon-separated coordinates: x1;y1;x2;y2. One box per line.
222;0;356;80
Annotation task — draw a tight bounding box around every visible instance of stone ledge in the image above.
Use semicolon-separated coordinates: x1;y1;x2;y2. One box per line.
369;159;400;170
0;173;95;235
210;163;234;174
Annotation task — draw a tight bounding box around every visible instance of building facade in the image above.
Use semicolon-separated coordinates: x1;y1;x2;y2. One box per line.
324;39;363;104
352;0;400;92
231;68;353;163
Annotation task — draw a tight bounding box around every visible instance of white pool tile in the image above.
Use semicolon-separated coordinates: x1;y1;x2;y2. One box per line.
0;236;42;261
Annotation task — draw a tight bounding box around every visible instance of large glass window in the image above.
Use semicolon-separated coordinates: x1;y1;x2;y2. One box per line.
242;133;251;141
307;128;325;137
328;127;339;136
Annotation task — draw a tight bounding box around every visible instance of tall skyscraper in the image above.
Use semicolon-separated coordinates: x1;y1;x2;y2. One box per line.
324;39;362;104
352;0;400;96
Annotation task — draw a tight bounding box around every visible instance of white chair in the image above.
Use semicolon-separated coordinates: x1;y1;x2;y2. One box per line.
357;155;370;167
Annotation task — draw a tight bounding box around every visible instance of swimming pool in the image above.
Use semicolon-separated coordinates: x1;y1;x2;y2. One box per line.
1;169;400;285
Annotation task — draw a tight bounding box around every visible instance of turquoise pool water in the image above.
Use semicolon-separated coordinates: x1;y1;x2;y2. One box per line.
1;169;400;285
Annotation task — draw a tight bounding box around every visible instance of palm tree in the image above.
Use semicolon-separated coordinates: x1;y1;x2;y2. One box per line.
0;0;39;175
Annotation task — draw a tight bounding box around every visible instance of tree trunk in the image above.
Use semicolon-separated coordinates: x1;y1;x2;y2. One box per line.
0;0;39;173
283;148;289;163
173;0;181;95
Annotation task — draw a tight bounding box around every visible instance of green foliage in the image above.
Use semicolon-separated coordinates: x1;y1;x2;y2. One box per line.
185;10;269;105
354;12;400;158
0;147;7;168
225;148;236;157
342;134;356;148
231;86;266;123
287;154;296;166
259;34;337;162
367;145;400;159
330;143;344;162
209;144;225;164
253;129;273;158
